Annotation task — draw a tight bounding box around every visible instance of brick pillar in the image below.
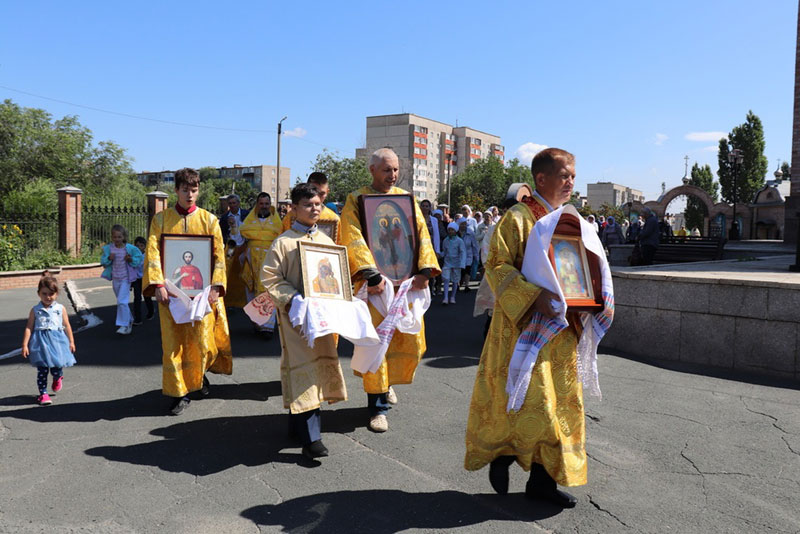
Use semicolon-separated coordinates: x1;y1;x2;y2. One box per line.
785;0;800;244
146;191;169;236
57;186;82;257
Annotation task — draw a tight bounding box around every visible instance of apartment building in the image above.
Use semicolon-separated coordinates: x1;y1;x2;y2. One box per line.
218;165;291;202
137;165;291;202
358;113;503;201
586;182;645;208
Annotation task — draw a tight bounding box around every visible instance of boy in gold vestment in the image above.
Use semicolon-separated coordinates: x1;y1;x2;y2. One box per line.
464;149;583;508
143;168;232;415
261;183;348;459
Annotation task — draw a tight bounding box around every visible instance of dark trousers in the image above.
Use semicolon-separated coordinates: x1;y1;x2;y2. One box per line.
289;409;321;445
641;245;657;266
367;392;391;416
36;366;62;394
131;278;154;323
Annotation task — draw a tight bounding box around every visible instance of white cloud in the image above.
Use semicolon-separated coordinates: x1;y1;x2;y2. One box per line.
515;142;549;166
654;133;668;146
685;131;727;142
283;127;307;138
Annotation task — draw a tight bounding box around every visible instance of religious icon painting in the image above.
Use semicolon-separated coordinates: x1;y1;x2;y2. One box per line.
160;234;213;297
358;194;419;285
298;241;352;301
551;235;593;300
316;219;338;242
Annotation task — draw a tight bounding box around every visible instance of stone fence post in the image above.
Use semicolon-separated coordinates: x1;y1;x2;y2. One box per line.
146;191;169;236
57;185;82;257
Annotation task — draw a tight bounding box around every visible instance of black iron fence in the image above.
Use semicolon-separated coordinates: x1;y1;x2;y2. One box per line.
82;200;149;255
0;210;59;254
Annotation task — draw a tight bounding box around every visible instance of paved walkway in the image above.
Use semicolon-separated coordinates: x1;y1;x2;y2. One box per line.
0;278;798;533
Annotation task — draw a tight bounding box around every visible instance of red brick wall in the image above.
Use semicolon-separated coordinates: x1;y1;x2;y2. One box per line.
0;264;104;290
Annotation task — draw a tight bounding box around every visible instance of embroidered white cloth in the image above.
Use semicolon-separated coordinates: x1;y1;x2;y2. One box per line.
165;280;213;325
506;204;615;412
350;275;431;374
288;294;379;349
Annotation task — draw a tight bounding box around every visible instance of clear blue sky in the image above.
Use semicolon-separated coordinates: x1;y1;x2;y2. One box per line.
1;1;796;206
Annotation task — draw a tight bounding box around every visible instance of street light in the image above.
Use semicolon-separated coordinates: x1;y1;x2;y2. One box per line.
727;148;744;240
277;116;287;201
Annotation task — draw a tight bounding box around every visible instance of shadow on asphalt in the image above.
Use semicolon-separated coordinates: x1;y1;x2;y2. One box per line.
0;381;282;421
84;407;368;475
240;489;561;533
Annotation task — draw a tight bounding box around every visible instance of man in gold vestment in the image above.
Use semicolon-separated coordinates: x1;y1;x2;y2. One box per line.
281;172;341;244
464;148;583;508
339;148;440;432
240;192;283;336
143;168;232;416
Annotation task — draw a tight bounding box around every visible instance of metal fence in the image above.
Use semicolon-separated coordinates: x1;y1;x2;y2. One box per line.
0;210;59;254
82;200;149;255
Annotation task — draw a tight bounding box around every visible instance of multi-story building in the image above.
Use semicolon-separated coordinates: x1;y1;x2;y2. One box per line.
586;182;645;208
218;165;291;202
137;165;291;202
358;113;503;201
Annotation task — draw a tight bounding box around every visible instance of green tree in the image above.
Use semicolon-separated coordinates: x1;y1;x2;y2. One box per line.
310;149;371;203
198;166;219;183
198;178;257;213
717;111;768;205
780;160;791;181
440;156;526;210
684;163;718;231
0;99;135;204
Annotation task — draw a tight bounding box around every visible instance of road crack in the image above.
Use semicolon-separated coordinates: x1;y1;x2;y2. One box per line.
587;494;631;528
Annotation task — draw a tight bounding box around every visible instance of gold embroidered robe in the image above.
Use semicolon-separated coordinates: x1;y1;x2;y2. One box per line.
281;205;341;244
143;207;233;398
464;197;587;487
339;185;441;393
260;229;347;413
239;207;283;295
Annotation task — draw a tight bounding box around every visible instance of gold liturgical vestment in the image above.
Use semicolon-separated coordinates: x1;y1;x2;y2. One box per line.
281;205;341;244
239;207;283;295
464;197;587;487
260;228;347;413
339;185;440;393
143;207;233;398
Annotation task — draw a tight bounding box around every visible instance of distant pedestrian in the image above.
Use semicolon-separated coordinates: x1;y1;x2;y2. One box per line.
21;273;76;406
458;220;479;292
601;216;625;247
100;224;143;335
441;222;466;305
638;208;659;265
131;236;154;325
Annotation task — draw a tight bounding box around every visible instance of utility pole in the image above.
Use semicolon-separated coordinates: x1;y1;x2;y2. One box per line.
277;116;287;201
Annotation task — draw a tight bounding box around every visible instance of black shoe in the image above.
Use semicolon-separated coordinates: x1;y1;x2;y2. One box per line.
489;455;515;495
302;440;329;459
525;464;577;508
170;396;190;415
200;376;210;397
132;320;142;326
146;312;155;321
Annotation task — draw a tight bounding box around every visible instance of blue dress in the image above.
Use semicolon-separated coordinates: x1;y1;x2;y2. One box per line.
27;302;76;369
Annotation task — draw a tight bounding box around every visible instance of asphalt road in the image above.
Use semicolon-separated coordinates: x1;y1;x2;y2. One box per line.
0;278;798;533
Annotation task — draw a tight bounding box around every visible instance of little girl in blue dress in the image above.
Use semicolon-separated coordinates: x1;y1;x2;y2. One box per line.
21;274;77;406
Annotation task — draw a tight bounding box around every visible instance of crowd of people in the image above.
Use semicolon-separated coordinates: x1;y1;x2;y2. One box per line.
20;147;608;510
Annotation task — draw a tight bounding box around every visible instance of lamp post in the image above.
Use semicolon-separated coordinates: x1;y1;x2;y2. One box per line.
277;116;287;201
727;148;744;240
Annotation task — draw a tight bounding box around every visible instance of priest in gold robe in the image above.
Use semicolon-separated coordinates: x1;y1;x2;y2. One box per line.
143;167;232;416
281;172;341;244
261;183;348;460
339;148;440;433
464;148;583;508
239;191;283;335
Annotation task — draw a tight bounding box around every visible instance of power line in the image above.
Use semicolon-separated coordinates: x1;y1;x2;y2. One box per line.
0;84;349;152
